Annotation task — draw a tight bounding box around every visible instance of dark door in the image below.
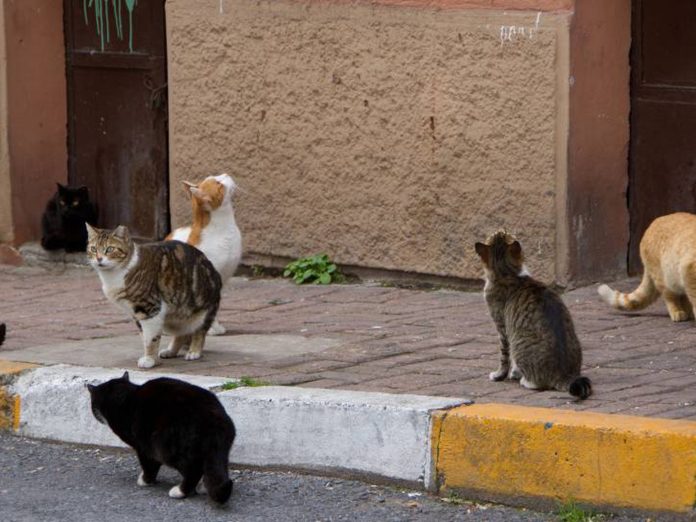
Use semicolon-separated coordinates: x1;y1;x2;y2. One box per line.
64;0;169;239
629;0;696;271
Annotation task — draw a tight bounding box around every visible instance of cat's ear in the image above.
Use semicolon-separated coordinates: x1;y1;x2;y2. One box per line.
85;383;95;393
181;180;197;200
112;225;131;242
85;222;99;239
121;371;130;381
77;186;89;196
475;242;490;264
509;240;522;259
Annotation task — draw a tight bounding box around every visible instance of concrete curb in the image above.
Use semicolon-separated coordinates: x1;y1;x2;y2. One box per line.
3;363;467;488
2;360;696;515
433;403;696;514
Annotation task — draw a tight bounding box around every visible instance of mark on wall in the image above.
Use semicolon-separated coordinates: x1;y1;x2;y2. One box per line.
82;0;138;53
500;12;542;46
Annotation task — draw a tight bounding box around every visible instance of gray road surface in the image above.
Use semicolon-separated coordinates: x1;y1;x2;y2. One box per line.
0;433;564;522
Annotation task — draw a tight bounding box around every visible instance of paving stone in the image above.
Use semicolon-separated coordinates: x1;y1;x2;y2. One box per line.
2;266;696;419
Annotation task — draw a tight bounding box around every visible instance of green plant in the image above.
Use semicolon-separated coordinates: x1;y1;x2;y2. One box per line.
441;491;467;506
557;500;607;522
221;377;269;390
283;254;342;285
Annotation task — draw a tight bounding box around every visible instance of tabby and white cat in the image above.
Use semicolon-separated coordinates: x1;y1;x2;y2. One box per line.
598;212;696;322
168;173;242;336
475;230;592;399
86;224;222;369
87;372;235;503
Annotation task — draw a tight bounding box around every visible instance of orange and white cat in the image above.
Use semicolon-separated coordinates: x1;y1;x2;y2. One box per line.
598;212;696;322
168;173;242;335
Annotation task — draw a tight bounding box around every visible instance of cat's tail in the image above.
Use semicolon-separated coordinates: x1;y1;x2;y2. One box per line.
568;376;592;400
597;271;658;312
203;452;233;504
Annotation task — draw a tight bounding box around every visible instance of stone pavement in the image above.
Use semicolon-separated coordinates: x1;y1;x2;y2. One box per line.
1;263;695;420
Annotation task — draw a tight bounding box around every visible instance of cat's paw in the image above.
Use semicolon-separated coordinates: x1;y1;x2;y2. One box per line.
137;472;155;487
184;352;201;361
208;320;226;336
195;480;207;495
669;310;691;322
520;377;540;390
158;348;179;359
509;367;522;380
489;369;508;381
168;485;186;499
137;356;158;369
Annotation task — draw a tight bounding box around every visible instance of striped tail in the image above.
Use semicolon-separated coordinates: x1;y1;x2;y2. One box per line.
597;272;658;312
568;376;592;400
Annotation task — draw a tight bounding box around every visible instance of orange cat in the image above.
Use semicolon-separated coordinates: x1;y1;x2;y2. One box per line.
168;173;242;335
598;212;696;322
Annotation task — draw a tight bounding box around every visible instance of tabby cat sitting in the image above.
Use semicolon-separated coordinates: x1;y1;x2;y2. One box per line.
475;230;592;399
598;212;696;322
87;372;235;503
86;224;221;369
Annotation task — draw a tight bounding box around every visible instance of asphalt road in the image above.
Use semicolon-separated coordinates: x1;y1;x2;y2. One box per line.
0;433;562;522
0;434;657;522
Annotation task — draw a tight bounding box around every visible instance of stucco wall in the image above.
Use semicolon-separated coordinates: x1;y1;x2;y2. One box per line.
4;0;68;245
167;0;570;281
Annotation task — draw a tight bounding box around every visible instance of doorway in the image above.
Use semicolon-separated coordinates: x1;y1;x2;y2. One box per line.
63;0;169;239
629;0;696;271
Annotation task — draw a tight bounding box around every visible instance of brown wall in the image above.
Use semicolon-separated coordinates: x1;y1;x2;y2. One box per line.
566;0;630;283
0;3;11;243
4;0;68;245
167;0;571;282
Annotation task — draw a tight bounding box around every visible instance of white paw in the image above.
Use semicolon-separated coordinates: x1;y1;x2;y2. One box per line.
137;356;157;369
509;367;522;380
196;480;207;495
520;377;539;390
169;485;186;499
184;351;201;361
137;472;153;487
208;320;226;336
489;370;507;382
158;348;178;359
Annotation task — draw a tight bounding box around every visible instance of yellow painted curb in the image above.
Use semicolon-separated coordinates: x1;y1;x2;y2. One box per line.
0;360;38;432
432;403;696;513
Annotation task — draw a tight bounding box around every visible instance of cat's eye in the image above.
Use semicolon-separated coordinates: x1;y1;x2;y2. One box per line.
105;246;114;254
72;200;79;207
89;246;97;253
59;200;66;206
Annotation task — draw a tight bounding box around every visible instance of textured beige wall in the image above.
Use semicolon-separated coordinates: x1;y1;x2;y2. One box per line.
0;4;12;243
167;0;570;281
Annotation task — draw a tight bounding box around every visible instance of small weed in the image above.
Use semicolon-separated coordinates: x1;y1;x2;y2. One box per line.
283;254;343;285
221;377;269;390
251;265;266;277
557;500;607;522
441;490;467;506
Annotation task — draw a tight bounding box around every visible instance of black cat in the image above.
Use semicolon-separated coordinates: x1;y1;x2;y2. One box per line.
0;323;5;346
41;183;97;252
87;372;235;504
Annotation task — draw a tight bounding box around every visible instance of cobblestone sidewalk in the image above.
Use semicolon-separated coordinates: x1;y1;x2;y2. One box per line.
1;264;695;419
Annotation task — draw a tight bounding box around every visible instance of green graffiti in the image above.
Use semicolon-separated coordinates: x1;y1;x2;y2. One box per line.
82;0;137;53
